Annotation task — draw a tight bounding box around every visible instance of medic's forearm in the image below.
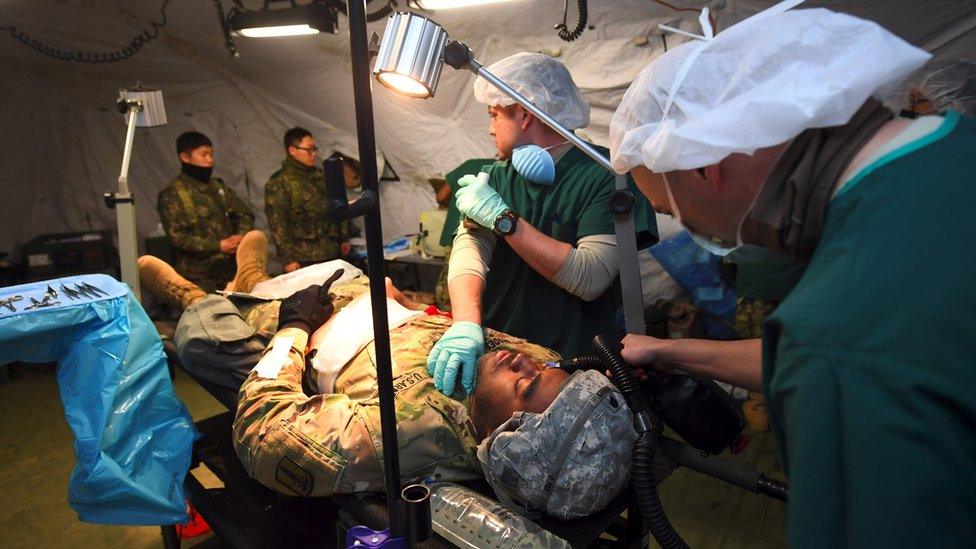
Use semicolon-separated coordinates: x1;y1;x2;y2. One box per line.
448;274;484;325
656;337;763;392
504;219;572;281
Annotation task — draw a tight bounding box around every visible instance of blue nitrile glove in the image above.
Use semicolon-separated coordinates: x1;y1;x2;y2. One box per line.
454;172;509;230
427;321;485;395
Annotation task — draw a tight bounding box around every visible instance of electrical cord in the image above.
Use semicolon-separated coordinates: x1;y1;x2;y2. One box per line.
0;0;171;63
555;0;587;42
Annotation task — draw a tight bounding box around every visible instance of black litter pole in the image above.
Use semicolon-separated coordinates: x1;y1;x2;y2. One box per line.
346;0;403;537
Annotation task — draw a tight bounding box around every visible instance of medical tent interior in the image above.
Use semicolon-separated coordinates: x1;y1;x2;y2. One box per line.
1;0;974;547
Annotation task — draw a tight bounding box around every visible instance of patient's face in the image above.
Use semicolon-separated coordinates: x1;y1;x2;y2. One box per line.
468;348;570;440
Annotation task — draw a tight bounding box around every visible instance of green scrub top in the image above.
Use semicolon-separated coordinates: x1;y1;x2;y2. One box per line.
763;111;976;547
729;253;806;302
480;145;655;357
440;158;496;247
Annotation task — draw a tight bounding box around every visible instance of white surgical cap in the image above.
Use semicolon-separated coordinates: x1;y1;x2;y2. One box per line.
473;52;590;130
914;58;976;116
609;0;931;174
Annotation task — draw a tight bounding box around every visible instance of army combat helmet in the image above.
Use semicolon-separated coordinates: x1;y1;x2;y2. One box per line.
476;370;636;519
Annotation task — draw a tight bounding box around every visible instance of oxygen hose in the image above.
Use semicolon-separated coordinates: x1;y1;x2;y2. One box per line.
592;335;688;549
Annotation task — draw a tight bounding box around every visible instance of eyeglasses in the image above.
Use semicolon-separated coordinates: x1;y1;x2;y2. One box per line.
293;145;319;154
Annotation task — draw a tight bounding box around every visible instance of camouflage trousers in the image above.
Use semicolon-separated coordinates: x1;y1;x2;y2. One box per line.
174;295;282;392
735;298;778;432
174;279;371;392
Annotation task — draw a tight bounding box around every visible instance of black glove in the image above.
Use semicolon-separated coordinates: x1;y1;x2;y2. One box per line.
276;269;345;333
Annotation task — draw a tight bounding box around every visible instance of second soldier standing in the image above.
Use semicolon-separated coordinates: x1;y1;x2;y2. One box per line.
265;127;352;273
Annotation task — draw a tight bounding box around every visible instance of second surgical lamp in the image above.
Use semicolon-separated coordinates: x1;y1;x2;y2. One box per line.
372;12;646;334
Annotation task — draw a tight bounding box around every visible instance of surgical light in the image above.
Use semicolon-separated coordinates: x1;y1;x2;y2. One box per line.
105;86;167;301
373;11;647;335
372;12;448;99
227;1;339;38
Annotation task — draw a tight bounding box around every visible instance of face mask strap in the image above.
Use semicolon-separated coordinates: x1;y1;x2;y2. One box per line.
662;172;682;222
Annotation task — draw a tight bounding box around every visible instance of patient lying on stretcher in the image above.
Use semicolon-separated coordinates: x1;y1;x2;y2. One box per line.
138;231;634;518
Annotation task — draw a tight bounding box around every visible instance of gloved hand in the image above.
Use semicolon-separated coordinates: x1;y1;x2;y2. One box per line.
427;321;485;395
454;173;509;230
276;269;345;333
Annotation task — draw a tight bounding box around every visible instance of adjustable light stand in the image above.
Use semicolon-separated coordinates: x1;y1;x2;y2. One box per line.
104;88;166;302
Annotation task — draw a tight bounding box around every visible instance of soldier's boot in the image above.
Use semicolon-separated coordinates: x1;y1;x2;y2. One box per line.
138;255;207;311
228;230;270;294
743;391;769;432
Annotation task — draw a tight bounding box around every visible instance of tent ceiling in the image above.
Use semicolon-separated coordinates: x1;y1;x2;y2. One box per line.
1;0;973;256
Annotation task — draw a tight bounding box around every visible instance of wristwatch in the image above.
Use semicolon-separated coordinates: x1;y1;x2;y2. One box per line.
493;209;519;236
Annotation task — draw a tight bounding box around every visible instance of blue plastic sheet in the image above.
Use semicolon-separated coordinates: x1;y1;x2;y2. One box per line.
0;274;197;525
649;232;738;340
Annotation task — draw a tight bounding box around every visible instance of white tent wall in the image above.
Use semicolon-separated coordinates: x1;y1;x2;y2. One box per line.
2;0;974;266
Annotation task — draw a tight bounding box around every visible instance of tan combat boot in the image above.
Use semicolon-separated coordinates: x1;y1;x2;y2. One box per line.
743;391;769;432
138;255;207;311
227;230;270;294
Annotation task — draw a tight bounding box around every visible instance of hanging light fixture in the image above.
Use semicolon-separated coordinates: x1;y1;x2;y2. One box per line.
227;0;339;38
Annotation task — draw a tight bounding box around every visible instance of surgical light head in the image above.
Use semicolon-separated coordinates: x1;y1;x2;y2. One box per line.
117;87;166;127
372;12;448;99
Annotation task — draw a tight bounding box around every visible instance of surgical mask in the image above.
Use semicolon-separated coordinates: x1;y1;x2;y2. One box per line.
662;173;737;256
511;142;565;185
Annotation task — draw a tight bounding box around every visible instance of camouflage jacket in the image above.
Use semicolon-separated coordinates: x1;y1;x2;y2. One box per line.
158;173;254;291
232;287;559;497
264;156;353;265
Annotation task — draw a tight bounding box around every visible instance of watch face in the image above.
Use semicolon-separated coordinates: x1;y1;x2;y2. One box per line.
497;217;514;234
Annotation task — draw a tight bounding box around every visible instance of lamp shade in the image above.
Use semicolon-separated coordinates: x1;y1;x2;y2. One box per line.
119;89;166;127
373;12;448;98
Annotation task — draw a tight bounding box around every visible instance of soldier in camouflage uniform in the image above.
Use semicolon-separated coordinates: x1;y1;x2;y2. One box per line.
265;127;352;273
158;131;254;292
170;266;568;497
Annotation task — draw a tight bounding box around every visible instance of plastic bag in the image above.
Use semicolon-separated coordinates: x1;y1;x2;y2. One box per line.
649;232;737;339
0;274;197;525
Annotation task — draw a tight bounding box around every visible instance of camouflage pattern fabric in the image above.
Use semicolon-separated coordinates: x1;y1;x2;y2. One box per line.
735;298;779;431
264;156;353;266
434;246;452;311
232;277;560;497
158;173;255;292
476;370;636;519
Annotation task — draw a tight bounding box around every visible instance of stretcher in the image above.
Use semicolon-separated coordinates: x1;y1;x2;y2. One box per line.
155;321;786;548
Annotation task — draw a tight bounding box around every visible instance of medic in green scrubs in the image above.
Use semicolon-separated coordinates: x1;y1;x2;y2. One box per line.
426;52;653;397
610;2;976;546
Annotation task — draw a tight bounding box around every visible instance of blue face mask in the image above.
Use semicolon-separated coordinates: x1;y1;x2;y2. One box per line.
511;142;565;185
663;173;737;257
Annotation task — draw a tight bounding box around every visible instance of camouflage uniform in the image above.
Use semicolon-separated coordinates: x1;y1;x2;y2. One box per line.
158;173;254;292
735;298;779;431
434;246;452;311
176;278;559;497
264;156;353;266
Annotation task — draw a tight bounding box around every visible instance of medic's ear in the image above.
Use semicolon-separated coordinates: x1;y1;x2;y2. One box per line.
519;108;534;131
